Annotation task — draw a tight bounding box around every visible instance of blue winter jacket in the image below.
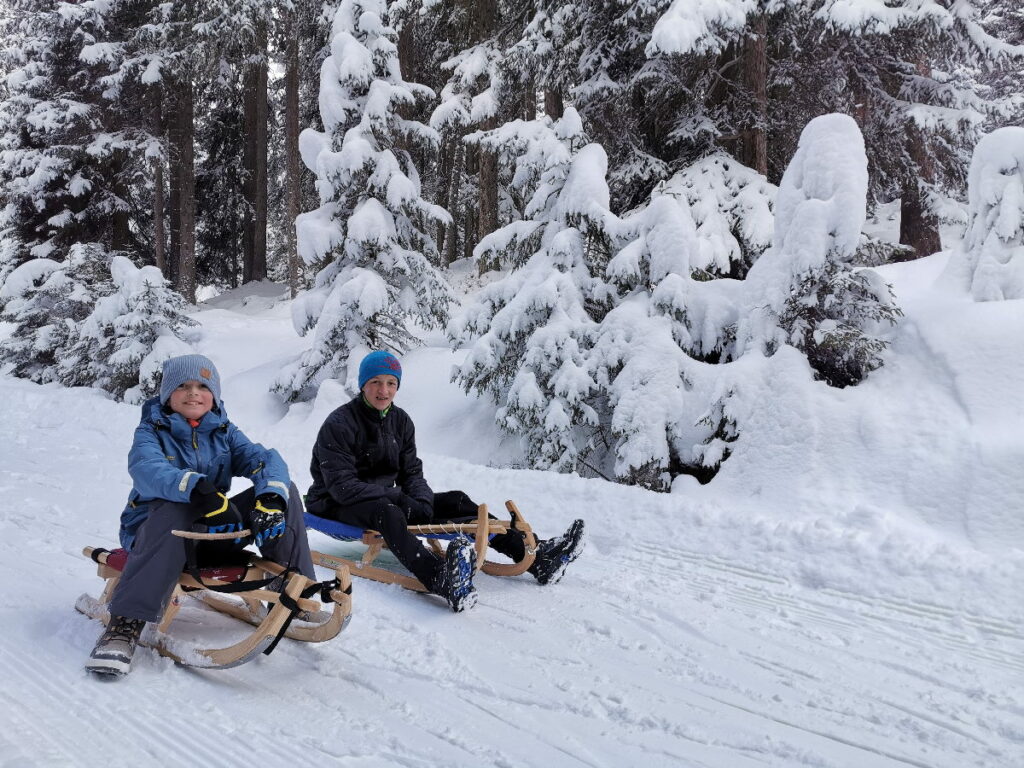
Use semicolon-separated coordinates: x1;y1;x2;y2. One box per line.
119;397;291;549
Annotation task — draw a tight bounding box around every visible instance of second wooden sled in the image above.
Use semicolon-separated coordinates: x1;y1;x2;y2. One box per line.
307;500;538;592
76;529;353;670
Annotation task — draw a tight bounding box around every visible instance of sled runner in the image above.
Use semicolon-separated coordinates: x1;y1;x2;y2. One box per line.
306;500;538;592
76;529;353;670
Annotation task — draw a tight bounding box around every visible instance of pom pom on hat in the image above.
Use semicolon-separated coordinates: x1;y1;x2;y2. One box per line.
358;350;402;390
159;354;222;405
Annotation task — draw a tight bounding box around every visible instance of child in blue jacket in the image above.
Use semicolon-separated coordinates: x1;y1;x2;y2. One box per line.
85;354;315;677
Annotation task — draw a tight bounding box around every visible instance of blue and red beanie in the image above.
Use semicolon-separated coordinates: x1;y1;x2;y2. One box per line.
159;354;222;406
358;350;402;390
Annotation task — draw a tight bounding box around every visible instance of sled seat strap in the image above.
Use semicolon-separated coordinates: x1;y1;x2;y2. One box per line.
262;576;350;656
183;539;277;594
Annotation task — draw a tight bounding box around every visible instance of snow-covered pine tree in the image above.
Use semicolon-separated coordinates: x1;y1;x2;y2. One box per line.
943;126;1024;301
644;0;1024;259
0;257;66;381
574;0;682;212
274;0;453;402
737;113;902;388
424;0;508;265
63;255;194;402
660;153;775;280
0;0;138;272
450;110;619;472
590;193;701;489
0;242;112;380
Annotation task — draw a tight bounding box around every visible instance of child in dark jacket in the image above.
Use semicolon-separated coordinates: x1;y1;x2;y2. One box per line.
85;354;315;677
305;350;585;612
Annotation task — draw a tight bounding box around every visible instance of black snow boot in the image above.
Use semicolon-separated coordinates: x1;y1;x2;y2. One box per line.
432;536;478;612
529;519;585;586
85;615;145;678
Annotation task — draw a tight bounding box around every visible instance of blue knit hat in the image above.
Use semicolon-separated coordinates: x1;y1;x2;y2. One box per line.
159;354;222;405
358;350;402;390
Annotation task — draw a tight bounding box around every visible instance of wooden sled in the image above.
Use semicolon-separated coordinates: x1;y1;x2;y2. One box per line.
76;528;353;670
307;500;538;593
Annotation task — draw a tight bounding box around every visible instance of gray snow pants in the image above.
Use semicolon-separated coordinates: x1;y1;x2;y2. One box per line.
108;482;315;623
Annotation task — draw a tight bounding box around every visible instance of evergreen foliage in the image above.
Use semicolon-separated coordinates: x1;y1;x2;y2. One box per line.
451;111;618;471
739;114;902;389
1;0;1023;486
944;126;1024;301
274;0;453;402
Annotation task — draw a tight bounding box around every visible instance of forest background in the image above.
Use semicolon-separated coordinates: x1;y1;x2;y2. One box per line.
1;0;1022;492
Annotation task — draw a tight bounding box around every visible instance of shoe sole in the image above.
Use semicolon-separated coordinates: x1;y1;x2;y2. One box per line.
85;657;130;678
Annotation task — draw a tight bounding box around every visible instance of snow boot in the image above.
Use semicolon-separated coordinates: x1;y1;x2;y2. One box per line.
433;536;478;612
529;519;585;586
85;615;145;678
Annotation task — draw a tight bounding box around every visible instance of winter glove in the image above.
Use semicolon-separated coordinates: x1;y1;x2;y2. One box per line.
191;478;237;521
190;477;243;538
251;493;287;547
399;494;433;524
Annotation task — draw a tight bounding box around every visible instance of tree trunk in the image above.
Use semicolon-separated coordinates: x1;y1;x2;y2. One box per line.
285;16;301;298
478;116;498;244
899;176;942;259
242;22;269;284
170;75;196;303
444;142;464;265
436;136;456;258
167;86;181;287
153;155;165;272
109;148;131;252
899;58;942;259
741;16;768;175
544;87;564;119
474;0;498;247
522;71;537;121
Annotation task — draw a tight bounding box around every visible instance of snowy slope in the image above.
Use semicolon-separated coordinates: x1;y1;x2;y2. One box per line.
0;261;1022;768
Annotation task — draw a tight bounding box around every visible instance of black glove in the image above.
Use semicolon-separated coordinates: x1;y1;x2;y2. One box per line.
400;494;433;524
191;478;236;521
252;493;286;547
190;477;243;538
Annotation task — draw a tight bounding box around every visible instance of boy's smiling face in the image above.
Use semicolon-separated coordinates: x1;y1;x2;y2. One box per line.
362;375;399;411
168;380;214;421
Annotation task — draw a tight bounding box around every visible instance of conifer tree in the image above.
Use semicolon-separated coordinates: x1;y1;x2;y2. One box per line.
590;193;702;489
451;110;619;471
0;0;132;270
0;256;66;381
737;114;901;388
943;126;1024;301
64;255;195;402
274;0;453;402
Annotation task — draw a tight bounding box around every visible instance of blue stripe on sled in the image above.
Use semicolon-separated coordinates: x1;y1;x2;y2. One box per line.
304;511;494;542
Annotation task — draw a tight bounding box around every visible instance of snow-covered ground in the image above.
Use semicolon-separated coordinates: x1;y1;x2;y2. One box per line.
1;255;1022;767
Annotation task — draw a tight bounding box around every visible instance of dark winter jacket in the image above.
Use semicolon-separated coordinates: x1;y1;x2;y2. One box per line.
119;397;290;549
305;396;433;517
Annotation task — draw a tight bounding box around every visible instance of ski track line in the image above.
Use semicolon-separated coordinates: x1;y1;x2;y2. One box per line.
0;639;201;766
627;539;1024;674
601;543;1020;765
691;689;945;768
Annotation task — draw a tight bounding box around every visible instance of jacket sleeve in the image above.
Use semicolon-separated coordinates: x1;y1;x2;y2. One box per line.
315;412;400;508
227;424;291;501
127;421;199;503
397;415;433;504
